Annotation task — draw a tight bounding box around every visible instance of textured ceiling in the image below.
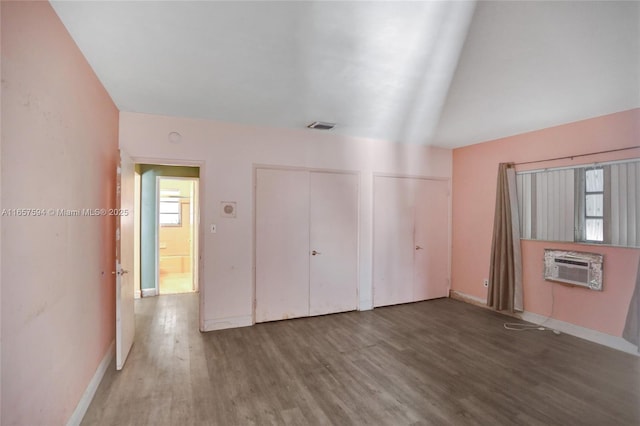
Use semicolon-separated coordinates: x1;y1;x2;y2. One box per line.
434;0;640;147
50;1;639;148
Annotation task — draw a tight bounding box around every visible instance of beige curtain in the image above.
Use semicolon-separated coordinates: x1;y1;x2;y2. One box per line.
488;163;523;312
623;257;640;352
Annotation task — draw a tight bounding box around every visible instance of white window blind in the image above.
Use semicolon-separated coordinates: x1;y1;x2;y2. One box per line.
536;169;575;241
159;198;181;225
517;169;574;241
516;158;639;248
516;173;534;239
610;162;640;247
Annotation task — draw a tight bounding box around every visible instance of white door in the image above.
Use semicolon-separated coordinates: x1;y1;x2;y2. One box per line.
373;177;415;307
255;169;310;322
309;172;359;316
413;179;450;300
373;176;449;307
116;150;135;370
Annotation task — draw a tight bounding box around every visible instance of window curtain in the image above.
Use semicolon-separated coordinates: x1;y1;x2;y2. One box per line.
623;256;640;352
488;163;523;312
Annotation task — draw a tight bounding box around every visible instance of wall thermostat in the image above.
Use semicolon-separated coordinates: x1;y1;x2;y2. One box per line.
220;201;236;218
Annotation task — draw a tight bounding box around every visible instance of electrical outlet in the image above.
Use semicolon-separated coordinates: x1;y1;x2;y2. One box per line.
483;278;489;287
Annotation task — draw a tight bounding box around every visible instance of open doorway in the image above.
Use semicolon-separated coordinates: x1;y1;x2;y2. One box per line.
158;177;199;294
137;164;200;298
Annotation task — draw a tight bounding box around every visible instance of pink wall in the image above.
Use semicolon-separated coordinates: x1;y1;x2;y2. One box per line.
1;2;119;424
452;108;640;337
120;111;452;331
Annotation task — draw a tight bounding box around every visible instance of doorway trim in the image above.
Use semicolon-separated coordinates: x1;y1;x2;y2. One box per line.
130;156;206;331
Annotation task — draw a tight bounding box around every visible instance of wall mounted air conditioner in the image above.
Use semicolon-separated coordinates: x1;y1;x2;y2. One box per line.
544;249;603;291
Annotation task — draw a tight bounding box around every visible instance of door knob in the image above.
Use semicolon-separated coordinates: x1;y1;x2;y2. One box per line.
415;245;423;250
311;250;321;256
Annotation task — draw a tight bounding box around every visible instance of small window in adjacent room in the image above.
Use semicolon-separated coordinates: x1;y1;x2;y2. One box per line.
159;189;181;226
584;168;604;242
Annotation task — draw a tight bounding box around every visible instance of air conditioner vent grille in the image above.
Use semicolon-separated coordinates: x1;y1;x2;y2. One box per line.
555;258;589;267
556;266;589;285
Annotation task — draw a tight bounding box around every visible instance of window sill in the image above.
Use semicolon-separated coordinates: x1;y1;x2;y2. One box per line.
519;238;640;250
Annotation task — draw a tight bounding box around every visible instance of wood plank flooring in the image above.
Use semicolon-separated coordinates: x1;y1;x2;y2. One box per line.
82;294;640;425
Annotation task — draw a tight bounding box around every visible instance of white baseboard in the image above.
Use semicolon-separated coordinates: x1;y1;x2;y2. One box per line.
450;290;638;356
66;340;115;426
449;289;487;306
134;290;141;299
141;288;157;297
203;315;253;331
518;311;638;356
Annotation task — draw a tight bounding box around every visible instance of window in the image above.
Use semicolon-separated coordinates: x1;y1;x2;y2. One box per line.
584;168;604;242
159;189;181;226
516;159;640;248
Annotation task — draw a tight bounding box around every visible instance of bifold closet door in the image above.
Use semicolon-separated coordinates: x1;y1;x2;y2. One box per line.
413;179;449;300
309;172;358;316
373;176;449;307
255;169;310;323
373;177;416;307
256;169;359;323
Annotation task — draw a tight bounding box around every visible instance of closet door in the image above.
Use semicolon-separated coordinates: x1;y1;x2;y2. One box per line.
373;176;449;308
413;179;449;300
309;172;359;316
255;169;310;323
373;176;416;307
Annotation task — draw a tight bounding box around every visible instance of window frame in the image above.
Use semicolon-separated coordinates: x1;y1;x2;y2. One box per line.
583;167;605;243
159;197;182;226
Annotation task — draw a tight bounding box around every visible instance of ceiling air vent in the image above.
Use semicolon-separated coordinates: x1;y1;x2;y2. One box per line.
307;121;336;130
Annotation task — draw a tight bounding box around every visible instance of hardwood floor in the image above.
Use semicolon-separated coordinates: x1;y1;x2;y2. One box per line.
82;294;640;425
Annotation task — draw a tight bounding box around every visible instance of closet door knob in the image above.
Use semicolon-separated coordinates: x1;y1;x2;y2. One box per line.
415;245;423;250
311;250;321;256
